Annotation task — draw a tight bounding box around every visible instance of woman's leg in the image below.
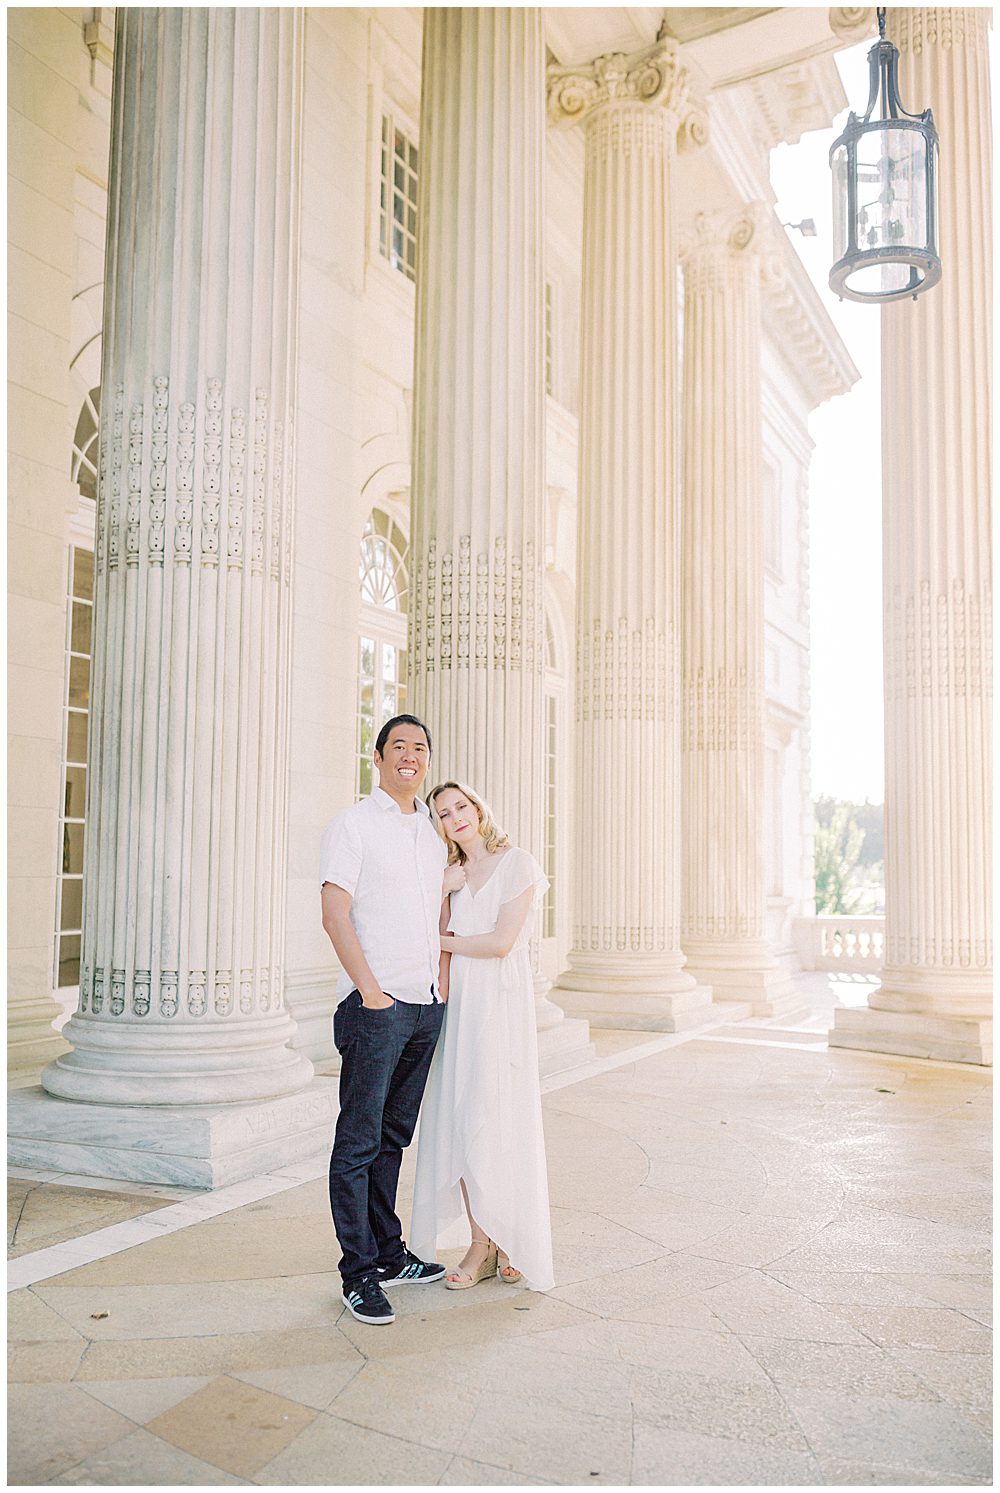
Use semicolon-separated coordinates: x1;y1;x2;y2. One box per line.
445;1179;492;1282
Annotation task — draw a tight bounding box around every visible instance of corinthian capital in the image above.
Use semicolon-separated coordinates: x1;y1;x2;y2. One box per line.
547;36;689;129
679;202;772;265
828;8;876;43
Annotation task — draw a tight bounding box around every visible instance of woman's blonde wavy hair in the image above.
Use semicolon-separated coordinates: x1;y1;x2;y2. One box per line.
428;780;510;866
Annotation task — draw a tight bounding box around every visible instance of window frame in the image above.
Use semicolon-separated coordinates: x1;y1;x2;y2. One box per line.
373;103;420;289
54;520;96;995
356;508;410;800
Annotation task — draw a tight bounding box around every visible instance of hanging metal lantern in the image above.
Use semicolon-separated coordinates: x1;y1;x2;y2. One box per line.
829;7;940;303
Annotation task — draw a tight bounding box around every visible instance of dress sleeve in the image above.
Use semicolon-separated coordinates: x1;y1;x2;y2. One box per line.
499;847;549;911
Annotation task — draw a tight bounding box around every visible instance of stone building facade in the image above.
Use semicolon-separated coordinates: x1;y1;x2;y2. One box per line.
7;6;990;1182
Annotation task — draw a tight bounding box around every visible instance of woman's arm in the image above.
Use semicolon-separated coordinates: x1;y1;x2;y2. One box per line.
440;886;533;959
438;894;453;1002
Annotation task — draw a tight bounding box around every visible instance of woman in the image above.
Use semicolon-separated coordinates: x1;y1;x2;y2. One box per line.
410;781;555;1292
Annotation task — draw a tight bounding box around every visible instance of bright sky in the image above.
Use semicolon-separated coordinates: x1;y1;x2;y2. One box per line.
770;41;885;806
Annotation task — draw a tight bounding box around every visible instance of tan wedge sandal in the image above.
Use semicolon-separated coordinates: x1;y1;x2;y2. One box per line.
444;1239;498;1290
497;1248;522;1284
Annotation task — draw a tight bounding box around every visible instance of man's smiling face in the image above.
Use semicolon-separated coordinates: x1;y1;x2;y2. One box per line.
374;723;430;798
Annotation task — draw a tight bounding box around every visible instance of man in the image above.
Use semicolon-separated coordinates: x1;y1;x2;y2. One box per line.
320;714;449;1325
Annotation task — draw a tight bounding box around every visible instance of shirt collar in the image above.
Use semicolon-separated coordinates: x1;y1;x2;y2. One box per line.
370;785;430;818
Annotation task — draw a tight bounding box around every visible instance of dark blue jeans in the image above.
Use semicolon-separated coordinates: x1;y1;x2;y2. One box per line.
329;990;444;1287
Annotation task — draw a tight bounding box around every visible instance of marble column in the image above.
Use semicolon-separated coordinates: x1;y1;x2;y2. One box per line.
7;10;338;1185
832;7;992;1064
546;39;713;1031
409;9;592;1071
680;205;801;1018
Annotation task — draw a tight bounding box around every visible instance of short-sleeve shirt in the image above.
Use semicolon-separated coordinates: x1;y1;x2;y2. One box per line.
320;787;448;1006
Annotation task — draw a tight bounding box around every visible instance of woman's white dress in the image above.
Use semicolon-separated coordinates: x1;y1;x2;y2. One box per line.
410;847;555;1291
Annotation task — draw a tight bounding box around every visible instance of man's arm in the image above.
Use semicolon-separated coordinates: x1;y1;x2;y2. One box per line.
321;883;393;1009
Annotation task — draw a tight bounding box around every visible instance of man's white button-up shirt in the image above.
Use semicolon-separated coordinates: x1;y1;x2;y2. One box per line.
320;787;448;1006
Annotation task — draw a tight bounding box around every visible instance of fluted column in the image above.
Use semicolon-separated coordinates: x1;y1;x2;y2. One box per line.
832;8;992;1064
680;206;800;1018
41;9;313;1104
546;40;713;1031
410;10;590;1063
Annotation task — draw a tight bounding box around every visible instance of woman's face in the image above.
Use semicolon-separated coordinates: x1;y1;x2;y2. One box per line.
433;788;482;851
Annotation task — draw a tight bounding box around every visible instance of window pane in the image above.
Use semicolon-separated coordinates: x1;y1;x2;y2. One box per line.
63;821;84;875
67;711;88;764
73;549;95;603
360;637;375;683
64;765;86;819
60;878;83;931
394;160;406;193
359;715;373;756
382;646;397;683
57;934;81;988
359;757;372;796
71;600;93;655
69;655;90;709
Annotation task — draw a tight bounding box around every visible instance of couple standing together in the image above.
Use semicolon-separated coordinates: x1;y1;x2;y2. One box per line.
320;713;554;1325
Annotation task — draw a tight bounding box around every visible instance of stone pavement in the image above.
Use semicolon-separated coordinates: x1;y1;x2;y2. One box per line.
7;1002;993;1486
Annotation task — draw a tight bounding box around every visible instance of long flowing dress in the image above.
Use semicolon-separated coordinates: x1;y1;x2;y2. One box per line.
410;847;555;1291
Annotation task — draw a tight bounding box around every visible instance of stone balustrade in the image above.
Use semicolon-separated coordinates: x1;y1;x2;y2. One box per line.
795;916;885;973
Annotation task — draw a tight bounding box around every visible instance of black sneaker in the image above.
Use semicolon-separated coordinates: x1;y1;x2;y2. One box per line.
378;1248;447;1286
341;1275;395;1325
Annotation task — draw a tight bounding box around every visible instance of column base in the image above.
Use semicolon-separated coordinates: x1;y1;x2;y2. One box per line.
41;1012;316;1106
283;969;337;1062
7;1079;341;1189
829;1007;992;1066
537;1016;596;1076
680;957;806;1020
8;997;71;1090
554;980;716;1033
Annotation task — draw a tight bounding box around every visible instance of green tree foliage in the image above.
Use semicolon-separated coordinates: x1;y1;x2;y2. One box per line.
814;796;884;866
814;804;867;914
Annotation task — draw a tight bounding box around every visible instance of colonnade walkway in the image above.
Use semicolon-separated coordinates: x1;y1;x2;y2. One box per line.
8;989;992;1486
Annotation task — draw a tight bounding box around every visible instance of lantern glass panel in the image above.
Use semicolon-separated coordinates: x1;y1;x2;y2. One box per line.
855;126;927;252
832;143;850;260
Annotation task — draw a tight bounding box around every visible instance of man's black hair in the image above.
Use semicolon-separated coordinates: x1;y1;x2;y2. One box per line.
374;714;432;760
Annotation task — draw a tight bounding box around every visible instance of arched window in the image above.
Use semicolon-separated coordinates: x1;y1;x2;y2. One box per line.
71;387;101;502
357;508;409;797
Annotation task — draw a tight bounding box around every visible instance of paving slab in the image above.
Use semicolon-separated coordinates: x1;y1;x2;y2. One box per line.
5;1018;992;1487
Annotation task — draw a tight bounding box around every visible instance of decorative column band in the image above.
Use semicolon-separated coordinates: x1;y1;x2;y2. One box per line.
889;6;990;51
96;379;291;583
410;535;540;677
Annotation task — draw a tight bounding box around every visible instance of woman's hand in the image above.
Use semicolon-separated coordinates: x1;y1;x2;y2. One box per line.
443;864;466;895
440;933;456;952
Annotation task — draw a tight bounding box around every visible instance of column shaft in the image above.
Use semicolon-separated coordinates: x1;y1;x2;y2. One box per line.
832;7;992;1063
548;41;713;1029
410;8;545;854
41;8;313;1104
680;207;799;1016
410;11;590;1065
